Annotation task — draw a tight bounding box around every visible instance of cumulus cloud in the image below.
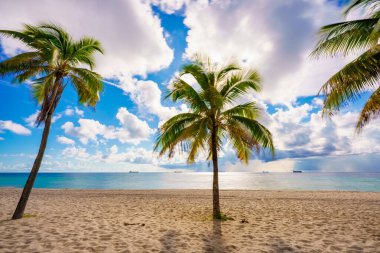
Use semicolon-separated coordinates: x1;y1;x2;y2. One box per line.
263;101;380;159
57;145;173;172
102;145;155;164
64;107;84;117
25;111;61;127
215;95;380;170
0;120;31;135
161;0;346;104
62;146;90;159
150;0;191;14
56;136;75;145
0;0;173;78
62;120;105;145
62;107;154;145
112;78;188;124
60;143;200;167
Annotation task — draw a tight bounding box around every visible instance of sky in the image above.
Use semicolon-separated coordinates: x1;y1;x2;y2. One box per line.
0;0;379;173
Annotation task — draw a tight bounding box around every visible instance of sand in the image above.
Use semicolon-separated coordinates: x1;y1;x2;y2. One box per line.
0;188;379;253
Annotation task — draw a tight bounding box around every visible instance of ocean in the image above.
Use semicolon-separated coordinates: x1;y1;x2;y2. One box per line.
1;172;379;191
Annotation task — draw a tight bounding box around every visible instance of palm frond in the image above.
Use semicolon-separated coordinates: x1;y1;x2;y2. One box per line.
69;73;100;107
0;29;36;47
155;115;205;157
0;52;45;76
180;63;209;90
356;87;380;132
69;37;104;69
156;57;274;165
216;63;240;83
0;23;104;124
222;70;261;104
344;0;380;15
69;67;103;93
231;116;275;156
187;118;209;163
37;23;72;57
221;102;260;119
225;122;260;163
311;18;379;57
320;45;380;115
32;74;55;104
168;78;208;112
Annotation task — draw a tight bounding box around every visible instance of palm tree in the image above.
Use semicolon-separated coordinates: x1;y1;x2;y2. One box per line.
0;24;104;219
311;0;380;132
154;58;274;219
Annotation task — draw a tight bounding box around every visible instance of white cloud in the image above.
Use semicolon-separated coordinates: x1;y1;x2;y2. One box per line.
64;107;84;117
217;94;380;164
0;0;173;78
57;145;172;172
59;143;199;168
62;107;154;145
0;120;31;135
74;107;84;117
103;145;155;164
112;78;189;124
261;100;380;159
56;136;75;145
62;120;105;145
178;0;346;104
25;111;61;127
114;107;156;143
64;108;74;116
312;97;324;107
62;146;90;158
130;80;188;122
150;0;191;14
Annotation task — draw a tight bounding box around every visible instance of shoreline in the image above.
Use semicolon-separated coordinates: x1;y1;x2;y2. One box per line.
1;189;379;252
1;186;380;193
2;172;379;192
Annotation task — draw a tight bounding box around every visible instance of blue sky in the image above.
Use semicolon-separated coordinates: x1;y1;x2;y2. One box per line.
0;0;379;173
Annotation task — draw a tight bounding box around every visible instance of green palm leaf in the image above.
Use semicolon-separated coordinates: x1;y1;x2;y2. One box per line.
155;57;274;220
155;57;274;163
313;0;380;131
0;23;104;220
344;0;380;15
0;23;103;124
356;86;380;131
320;45;380;116
311;18;379;57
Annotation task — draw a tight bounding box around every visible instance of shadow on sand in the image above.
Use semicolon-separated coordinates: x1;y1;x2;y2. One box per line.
160;230;180;253
158;221;228;253
0;219;11;225
203;220;227;253
270;236;298;253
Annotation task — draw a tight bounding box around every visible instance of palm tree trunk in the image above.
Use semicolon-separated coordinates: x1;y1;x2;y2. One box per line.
211;125;221;220
12;112;53;220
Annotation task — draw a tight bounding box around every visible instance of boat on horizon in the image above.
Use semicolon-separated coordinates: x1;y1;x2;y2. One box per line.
129;171;139;173
293;170;303;173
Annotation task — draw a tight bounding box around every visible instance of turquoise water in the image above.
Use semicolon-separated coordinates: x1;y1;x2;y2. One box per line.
0;172;379;191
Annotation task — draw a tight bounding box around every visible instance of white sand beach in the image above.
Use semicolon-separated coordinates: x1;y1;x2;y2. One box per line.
0;188;379;252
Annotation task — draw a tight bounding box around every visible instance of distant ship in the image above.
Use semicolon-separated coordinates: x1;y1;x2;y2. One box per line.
262;171;269;174
129;171;139;173
174;171;183;173
293;170;302;173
